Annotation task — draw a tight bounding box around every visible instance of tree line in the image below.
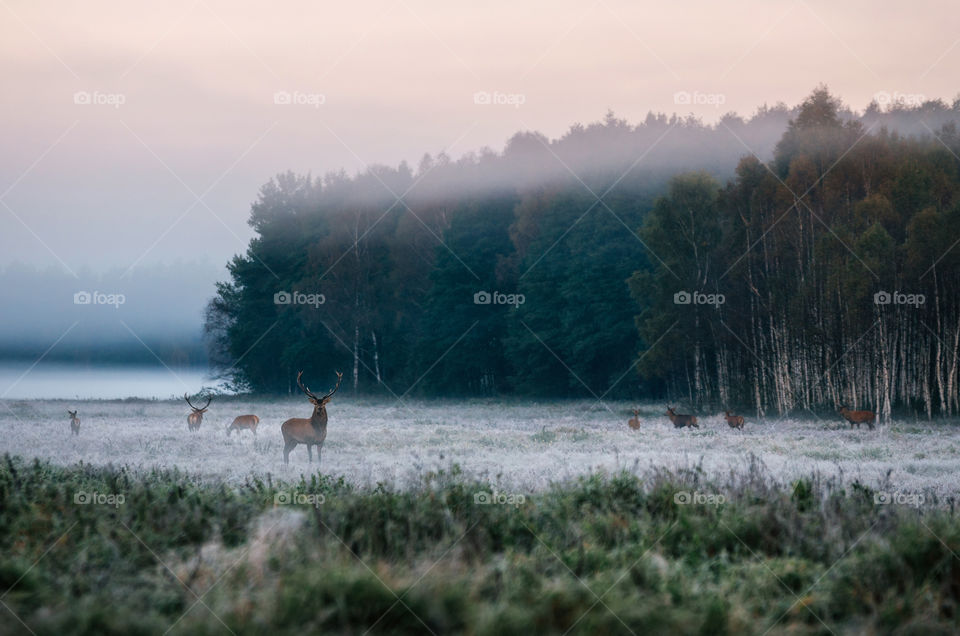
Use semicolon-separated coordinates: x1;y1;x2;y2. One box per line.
632;89;960;418
206;88;960;415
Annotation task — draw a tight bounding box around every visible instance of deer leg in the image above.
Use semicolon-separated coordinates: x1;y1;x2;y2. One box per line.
283;440;296;465
307;444;313;462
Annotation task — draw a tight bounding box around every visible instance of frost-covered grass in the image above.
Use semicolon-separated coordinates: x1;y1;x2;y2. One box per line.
2;398;960;496
2;456;960;634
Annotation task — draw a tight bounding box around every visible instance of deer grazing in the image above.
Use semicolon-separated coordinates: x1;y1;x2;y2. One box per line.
227;414;260;436
68;410;80;436
724;411;745;430
839;405;876;430
281;370;343;465
666;406;698;429
628;409;641;430
184;393;211;432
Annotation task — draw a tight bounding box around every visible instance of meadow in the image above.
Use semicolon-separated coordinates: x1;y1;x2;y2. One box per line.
2;399;959;634
1;398;958;495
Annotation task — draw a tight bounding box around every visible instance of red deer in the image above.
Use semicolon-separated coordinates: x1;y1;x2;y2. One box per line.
839;405;875;430
628;409;641;430
184;393;211;432
724;411;745;430
68;410;80;436
666;406;698;429
227;414;260;436
281;370;343;465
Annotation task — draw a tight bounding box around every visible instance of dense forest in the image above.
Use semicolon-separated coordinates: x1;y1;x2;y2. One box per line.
633;89;960;419
206;88;960;416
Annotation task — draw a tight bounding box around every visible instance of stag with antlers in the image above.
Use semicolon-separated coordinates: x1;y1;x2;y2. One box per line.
281;370;343;465
184;393;211;432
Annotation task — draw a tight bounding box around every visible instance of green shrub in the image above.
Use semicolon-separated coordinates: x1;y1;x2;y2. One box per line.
1;454;958;634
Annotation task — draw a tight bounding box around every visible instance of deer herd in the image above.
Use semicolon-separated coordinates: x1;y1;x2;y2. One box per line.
61;370;347;466
62;369;880;464
626;404;876;431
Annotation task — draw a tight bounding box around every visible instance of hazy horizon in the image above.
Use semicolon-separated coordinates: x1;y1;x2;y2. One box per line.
3;0;958;275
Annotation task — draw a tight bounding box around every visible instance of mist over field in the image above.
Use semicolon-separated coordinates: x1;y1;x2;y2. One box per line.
3;1;960;634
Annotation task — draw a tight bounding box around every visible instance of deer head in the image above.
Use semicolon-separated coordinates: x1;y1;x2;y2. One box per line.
296;370;343;412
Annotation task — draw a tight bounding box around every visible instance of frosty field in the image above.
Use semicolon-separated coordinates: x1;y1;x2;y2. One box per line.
3;398;959;497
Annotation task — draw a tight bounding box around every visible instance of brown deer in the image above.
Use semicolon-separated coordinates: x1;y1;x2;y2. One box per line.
666;406;698;429
724;411;745;430
227;414;260;436
281;370;343;465
628;409;641;430
184;393;211;432
839;405;875;430
68;410;80;436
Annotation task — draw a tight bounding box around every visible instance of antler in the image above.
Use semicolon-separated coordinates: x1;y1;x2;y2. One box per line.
321;371;344;401
184;393;212;411
296;370;343;402
296;371;320;401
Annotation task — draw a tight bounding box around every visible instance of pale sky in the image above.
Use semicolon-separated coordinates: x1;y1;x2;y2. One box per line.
1;0;957;275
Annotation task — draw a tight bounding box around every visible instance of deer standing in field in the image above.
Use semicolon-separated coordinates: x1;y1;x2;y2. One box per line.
838;405;875;430
227;414;260;436
184;393;211;432
666;406;698;429
281;370;343;465
724;411;745;430
628;409;641;430
68;410;80;436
